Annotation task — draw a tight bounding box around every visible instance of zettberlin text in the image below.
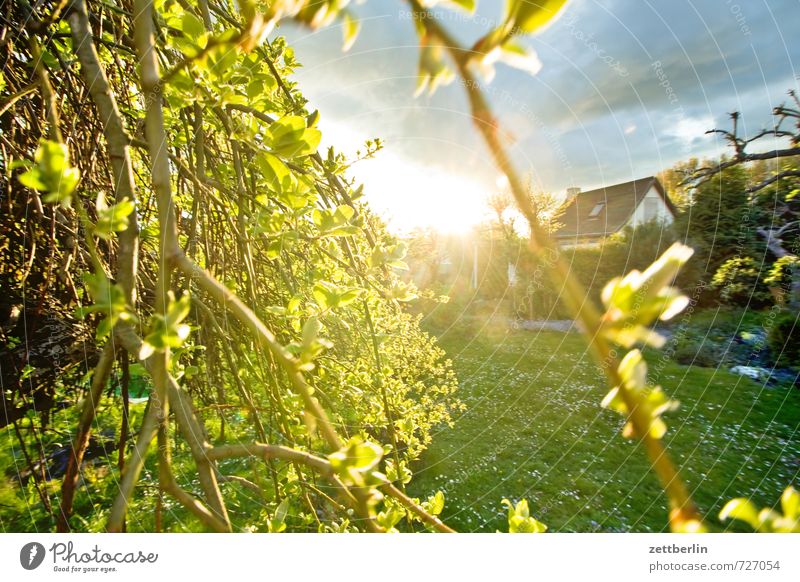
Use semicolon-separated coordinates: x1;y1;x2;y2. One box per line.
649;544;708;554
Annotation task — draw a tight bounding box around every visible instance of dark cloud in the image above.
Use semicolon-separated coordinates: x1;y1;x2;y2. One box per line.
285;0;800;209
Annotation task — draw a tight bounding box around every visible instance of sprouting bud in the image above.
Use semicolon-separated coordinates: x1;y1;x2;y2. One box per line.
600;243;694;348
601;350;679;440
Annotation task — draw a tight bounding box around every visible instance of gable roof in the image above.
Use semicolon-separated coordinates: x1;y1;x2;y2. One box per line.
554;176;676;240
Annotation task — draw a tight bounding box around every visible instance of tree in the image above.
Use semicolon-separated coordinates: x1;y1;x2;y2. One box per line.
675;165;762;286
2;0;459;533
658;158;701;210
488;179;564;238
527;186;565;234
487;191;517;240
689;97;800;306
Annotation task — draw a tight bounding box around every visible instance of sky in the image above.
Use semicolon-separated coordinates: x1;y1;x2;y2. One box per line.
280;0;800;233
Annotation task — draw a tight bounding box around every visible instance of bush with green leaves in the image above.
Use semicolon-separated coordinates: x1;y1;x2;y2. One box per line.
2;0;463;533
764;255;800;304
767;311;800;369
501;220;677;321
711;256;772;307
670;336;726;368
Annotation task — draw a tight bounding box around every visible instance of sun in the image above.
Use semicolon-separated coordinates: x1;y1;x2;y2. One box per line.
318;121;493;234
360;154;490;234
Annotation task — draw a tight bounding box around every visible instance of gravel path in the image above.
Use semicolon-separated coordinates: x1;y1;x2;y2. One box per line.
510;319;578;332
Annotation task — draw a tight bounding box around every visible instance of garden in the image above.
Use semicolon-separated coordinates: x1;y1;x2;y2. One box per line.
0;0;798;536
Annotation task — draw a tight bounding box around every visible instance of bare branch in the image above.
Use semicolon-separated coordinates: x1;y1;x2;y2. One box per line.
746;170;800;194
691;92;800;186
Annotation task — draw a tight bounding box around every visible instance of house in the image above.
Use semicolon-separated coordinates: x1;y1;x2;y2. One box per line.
554;176;677;248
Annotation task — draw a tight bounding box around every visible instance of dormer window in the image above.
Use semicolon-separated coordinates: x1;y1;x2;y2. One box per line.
588;202;605;218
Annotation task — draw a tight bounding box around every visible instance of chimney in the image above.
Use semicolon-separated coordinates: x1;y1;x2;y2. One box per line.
565;187;581;201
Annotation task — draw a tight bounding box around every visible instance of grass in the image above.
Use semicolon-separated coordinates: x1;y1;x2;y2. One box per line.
406;321;800;532
2;309;797;533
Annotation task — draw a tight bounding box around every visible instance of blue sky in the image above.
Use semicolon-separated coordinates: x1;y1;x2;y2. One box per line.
281;0;800;232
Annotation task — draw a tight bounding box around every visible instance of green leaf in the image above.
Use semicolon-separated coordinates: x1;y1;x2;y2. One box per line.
172;36;201;58
267;497;290;532
271;174;313;211
313;281;361;309
311;209;326;228
297;315;332;371
390;282;418;302
204;45;238;80
415;40;454;97
781;486;799;520
252;209;285;236
385;459;413;485
349;441;382;470
17;167;47;191
266;116;321;158
287;296;302;314
77;272;137;341
165;292;192;327
140;291;192;359
497;40;542;75
600;243;694;348
18;140;80;208
334;204;355;223
328;437;384;487
181;11;206;44
94;196;135;240
443;0;476;11
506;0;569;34
336;288;361;308
341;11;360;52
719;498;761;530
266;239;283;260
297;128;322;156
246;80;265;99
377;503;405;532
601;350;679;439
325;225;360;237
427;491;445;515
269;116;305;145
502;498;547;533
312;283;333;309
302;316;321;348
420;0;476;13
313;204;358;237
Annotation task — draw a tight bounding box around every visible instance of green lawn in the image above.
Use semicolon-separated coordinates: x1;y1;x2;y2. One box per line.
407;324;800;532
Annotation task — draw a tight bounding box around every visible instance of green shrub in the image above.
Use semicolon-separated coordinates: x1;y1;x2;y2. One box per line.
764;255;800;304
711;257;772;307
671;335;726;367
767;311;800;369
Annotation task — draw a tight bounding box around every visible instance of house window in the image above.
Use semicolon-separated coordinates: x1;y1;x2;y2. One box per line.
588;202;604;218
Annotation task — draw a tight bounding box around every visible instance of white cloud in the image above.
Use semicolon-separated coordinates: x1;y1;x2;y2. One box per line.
665;115;716;145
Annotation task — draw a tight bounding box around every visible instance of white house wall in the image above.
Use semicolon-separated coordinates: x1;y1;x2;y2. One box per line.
627;186;674;228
